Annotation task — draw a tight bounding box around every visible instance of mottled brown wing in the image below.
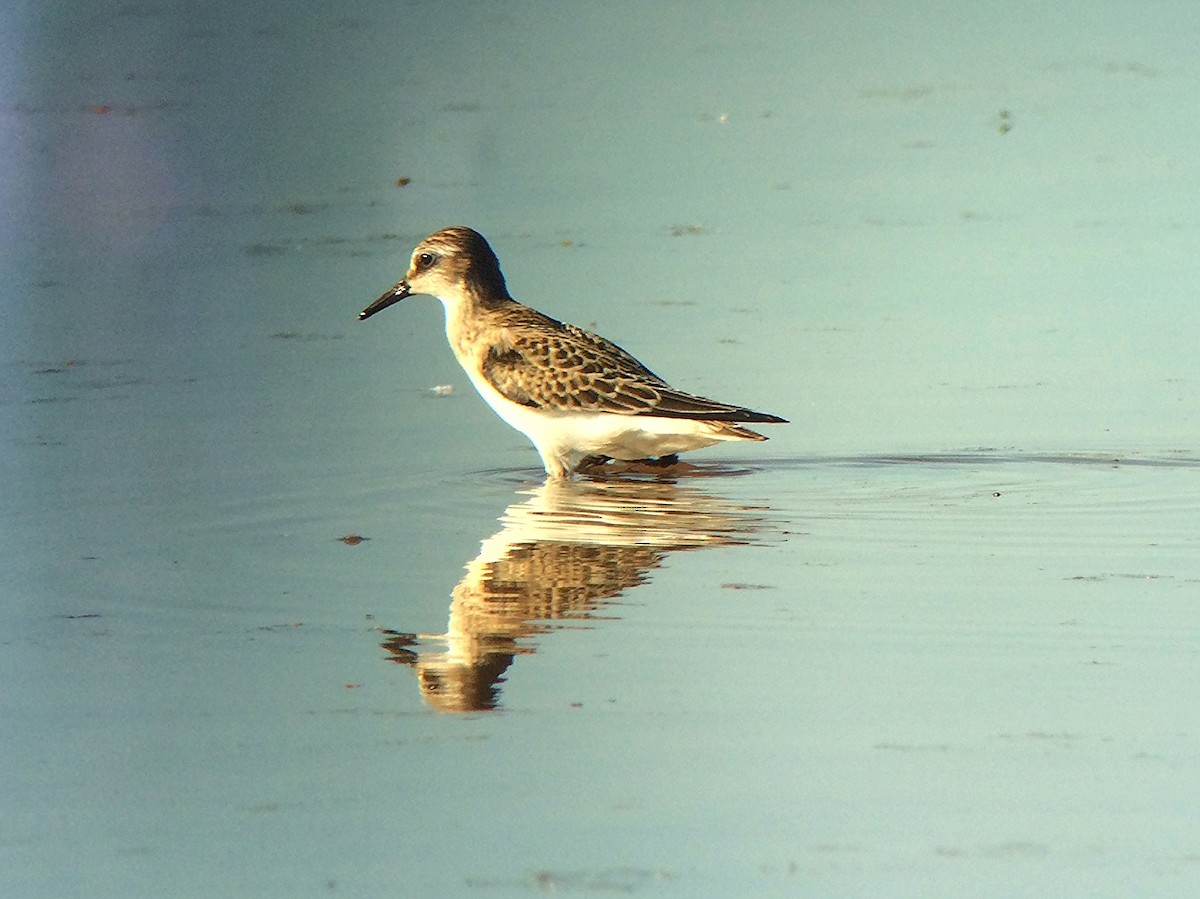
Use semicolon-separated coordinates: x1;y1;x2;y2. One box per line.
481;317;786;423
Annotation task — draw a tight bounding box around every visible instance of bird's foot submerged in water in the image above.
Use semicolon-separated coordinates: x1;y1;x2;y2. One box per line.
575;453;688;478
576;454;613;472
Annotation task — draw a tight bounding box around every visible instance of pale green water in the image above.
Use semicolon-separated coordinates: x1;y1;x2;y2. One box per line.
3;1;1199;896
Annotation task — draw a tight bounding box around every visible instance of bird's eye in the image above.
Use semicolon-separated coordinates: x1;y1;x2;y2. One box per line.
417;252;436;269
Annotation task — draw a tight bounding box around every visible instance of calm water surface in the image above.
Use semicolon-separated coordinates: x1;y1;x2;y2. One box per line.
3;1;1199;896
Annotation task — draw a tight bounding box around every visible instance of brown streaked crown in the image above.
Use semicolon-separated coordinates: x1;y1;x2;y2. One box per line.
411;227;512;307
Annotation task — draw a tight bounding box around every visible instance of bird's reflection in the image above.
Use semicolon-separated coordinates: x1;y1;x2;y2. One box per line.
380;476;776;712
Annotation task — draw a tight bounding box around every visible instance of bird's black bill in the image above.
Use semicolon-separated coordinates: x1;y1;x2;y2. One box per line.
359;281;411;320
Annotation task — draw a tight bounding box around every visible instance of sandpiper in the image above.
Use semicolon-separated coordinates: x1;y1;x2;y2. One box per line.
359;227;786;478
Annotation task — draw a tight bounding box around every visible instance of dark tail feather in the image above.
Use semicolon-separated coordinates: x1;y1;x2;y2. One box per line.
709;423;770;441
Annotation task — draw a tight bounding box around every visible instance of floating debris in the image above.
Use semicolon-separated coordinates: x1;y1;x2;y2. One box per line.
268;332;343;341
283;201;328;216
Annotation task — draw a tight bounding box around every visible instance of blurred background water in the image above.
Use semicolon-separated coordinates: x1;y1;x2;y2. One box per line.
3;1;1199;896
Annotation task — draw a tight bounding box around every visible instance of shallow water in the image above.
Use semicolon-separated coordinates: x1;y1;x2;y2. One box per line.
4;1;1200;896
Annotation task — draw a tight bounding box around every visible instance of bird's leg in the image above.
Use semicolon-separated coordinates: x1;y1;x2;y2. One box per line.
575;454;613;472
637;454;680;467
537;446;575;479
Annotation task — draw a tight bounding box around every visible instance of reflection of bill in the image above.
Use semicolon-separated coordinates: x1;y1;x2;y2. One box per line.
380;478;776;713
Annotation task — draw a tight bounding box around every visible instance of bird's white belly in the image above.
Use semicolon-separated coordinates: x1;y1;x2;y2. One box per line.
463;367;722;474
519;407;722;457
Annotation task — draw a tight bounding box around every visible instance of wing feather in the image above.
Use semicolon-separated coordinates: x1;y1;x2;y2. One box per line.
480;311;786;423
